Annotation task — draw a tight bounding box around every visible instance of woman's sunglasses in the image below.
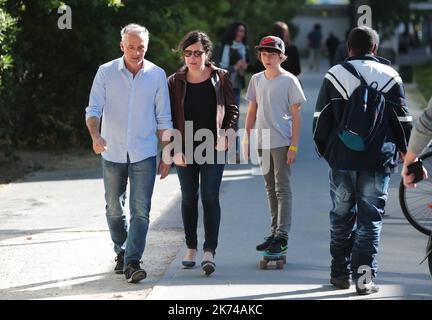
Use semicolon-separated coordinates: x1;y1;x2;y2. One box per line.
183;50;205;58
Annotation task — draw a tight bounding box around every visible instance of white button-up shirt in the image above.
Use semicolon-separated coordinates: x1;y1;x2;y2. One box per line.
85;57;172;163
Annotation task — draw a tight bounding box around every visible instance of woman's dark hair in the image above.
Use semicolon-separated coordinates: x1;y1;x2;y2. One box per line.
223;21;248;45
177;31;213;63
271;21;290;46
347;26;374;56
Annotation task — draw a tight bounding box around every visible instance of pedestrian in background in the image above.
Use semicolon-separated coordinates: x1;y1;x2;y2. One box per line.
307;24;322;72
214;21;251;162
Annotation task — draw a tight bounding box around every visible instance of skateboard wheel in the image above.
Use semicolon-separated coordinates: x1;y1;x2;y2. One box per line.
276;260;284;269
259;260;267;270
282;256;287;264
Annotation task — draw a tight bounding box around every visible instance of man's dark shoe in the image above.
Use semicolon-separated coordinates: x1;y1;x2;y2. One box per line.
256;235;275;251
124;261;147;283
114;252;124;274
356;280;379;295
330;276;351;289
266;236;288;254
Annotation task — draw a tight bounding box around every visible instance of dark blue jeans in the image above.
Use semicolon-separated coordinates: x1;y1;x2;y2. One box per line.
176;161;225;254
329;169;390;281
102;156;156;268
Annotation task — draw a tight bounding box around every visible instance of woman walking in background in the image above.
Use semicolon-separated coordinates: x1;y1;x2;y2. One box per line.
215;21;251;162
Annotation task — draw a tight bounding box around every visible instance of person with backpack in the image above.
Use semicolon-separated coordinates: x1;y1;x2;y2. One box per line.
313;27;412;295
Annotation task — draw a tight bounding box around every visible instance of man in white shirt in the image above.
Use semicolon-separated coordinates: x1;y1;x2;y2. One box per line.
85;23;172;283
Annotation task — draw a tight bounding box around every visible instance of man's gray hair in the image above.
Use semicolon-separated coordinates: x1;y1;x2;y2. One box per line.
121;23;149;45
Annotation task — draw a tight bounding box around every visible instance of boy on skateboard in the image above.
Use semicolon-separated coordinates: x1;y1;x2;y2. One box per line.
243;36;306;257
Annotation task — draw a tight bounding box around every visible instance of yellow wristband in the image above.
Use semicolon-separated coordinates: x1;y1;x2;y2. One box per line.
289;146;298;152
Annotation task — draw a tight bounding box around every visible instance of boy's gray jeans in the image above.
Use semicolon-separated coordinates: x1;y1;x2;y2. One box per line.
258;146;292;240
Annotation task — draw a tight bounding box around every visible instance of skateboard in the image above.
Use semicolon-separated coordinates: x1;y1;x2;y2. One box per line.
259;251;286;270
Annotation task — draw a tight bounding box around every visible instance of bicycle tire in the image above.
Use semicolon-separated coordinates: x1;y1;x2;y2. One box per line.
399;151;432;236
429;253;432;279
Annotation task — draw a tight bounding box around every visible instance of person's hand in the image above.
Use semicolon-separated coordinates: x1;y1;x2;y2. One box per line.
92;135;107;154
402;162;428;188
238;60;248;71
158;158;171;180
173;152;187;167
287;150;297;165
234;60;246;71
215;136;228;152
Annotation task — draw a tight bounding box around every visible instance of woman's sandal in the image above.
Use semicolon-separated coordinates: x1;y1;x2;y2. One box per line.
201;260;216;276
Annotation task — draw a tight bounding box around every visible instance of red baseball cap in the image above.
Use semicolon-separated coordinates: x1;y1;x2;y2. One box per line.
255;36;285;53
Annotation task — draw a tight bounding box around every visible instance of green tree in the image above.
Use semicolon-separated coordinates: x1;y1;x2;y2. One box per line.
0;0;17;157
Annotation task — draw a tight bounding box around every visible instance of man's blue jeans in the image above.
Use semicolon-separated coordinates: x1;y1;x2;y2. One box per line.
102;156;156;268
329;169;390;281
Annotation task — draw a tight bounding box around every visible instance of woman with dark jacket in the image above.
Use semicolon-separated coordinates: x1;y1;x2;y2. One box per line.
214;21;251;106
167;31;239;276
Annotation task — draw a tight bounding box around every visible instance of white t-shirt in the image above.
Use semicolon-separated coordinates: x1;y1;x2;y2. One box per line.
246;71;306;149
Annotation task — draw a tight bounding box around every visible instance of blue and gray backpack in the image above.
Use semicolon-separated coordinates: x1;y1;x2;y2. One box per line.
338;62;386;152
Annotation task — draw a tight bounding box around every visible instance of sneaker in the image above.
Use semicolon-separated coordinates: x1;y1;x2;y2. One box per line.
114;252;124;274
266;236;288;254
124;261;147;283
355;280;379;295
256;235;275;251
330;276;351;289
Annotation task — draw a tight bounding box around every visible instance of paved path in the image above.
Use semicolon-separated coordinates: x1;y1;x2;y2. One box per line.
1;60;431;300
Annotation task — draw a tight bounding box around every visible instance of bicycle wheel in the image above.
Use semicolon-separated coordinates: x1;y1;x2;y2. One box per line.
429;253;432;279
399;151;432;236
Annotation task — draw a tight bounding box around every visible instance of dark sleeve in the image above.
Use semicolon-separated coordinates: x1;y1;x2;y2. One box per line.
245;45;256;73
284;45;301;76
213;42;223;67
313;78;335;157
167;76;175;120
221;71;239;131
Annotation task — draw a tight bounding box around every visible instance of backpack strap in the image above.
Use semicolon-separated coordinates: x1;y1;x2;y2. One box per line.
342;62;368;86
